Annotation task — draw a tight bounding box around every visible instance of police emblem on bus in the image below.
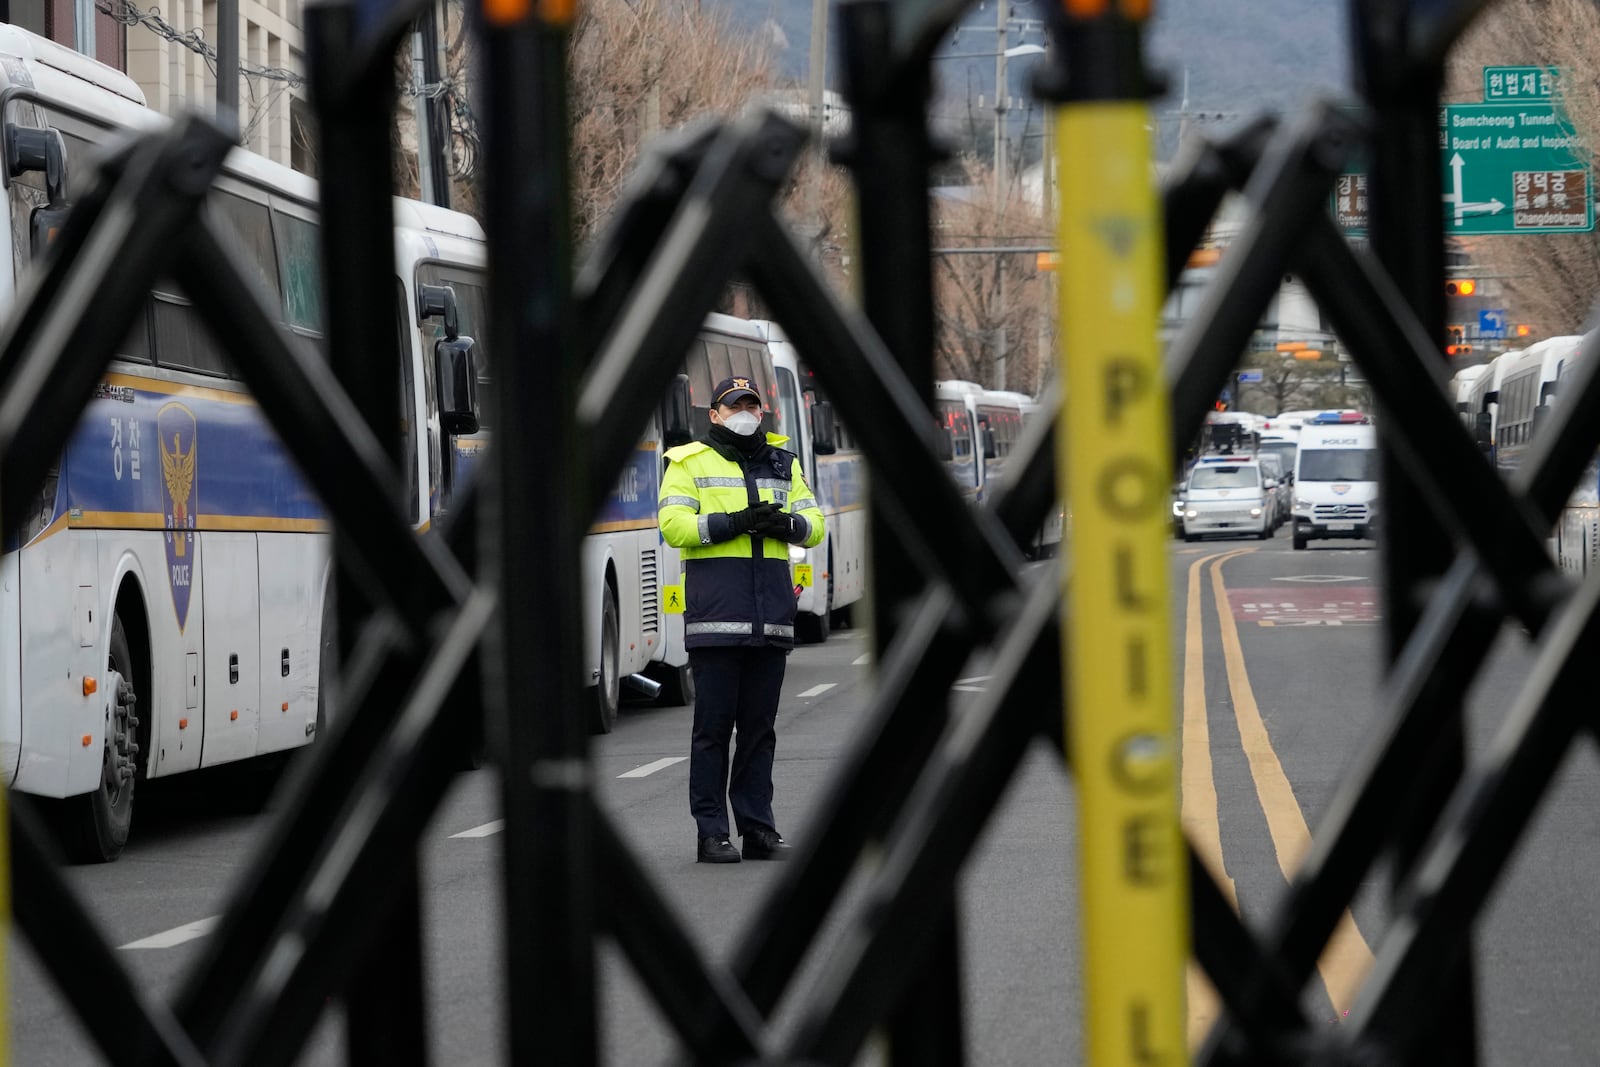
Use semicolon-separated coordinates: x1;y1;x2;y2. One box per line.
1333;484;1351;495
158;402;198;630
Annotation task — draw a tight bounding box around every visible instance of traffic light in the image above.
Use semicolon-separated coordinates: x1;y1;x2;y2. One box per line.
1517;323;1531;337
1445;278;1477;296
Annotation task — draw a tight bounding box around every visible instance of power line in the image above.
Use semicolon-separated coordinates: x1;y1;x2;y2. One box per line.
97;0;303;87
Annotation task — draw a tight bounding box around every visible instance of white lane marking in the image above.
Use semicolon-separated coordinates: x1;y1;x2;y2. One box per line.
955;676;991;685
797;683;837;698
852;653;871;666
451;819;505;838
952;684;986;693
120;916;219;950
618;756;688;779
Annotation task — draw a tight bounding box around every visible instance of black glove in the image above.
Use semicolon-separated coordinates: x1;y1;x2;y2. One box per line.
757;510;806;543
729;501;780;534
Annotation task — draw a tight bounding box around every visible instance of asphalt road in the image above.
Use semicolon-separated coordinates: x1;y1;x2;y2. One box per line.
11;528;1600;1064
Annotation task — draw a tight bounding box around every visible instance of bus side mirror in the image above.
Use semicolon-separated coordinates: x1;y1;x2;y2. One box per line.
982;426;997;460
8;125;72;258
1481;389;1500;412
417;283;459;340
664;374;692;448
1532;402;1551;437
811;400;838;455
7;125;68;204
1473;410;1493;453
1456;401;1470;414
436;336;480;435
936;428;954;462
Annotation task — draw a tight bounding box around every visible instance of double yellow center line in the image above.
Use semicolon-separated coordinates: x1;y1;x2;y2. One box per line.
1181;548;1374;1045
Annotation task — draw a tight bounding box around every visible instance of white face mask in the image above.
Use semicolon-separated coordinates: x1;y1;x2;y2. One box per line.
722;410;761;436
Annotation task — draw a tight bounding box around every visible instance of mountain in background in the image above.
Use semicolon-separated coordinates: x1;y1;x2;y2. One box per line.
711;0;1350;159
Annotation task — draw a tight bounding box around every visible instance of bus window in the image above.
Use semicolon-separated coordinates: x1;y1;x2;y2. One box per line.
704;341;734;385
211;190;280;312
151;288;231;376
396;285;421;522
273;209;323;332
776;366;803;464
684;340;713;409
417;264;490;426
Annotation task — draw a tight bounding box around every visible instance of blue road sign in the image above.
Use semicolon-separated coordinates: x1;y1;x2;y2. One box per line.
1237;369;1264;383
1480;308;1507;338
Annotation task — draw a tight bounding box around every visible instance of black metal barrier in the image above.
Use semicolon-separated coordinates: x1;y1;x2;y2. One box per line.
2;0;1599;1063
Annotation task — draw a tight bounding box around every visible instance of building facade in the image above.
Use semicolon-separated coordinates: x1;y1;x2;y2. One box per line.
7;0;309;169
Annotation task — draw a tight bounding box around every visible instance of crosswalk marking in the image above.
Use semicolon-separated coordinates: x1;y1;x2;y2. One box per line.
617;756;688;779
120;916;219;950
451;820;505;839
796;683;837;698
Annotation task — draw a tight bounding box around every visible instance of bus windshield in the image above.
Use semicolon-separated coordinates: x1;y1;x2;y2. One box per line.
1298;448;1378;481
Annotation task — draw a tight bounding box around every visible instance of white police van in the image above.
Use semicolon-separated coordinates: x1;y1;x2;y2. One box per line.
1179;455;1273;541
1291;413;1379;550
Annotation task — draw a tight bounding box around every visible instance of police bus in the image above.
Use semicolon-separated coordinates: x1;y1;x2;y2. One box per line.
934;379;1059;557
1;27;499;860
1449;333;1597;577
756;321;865;641
935;379;987;505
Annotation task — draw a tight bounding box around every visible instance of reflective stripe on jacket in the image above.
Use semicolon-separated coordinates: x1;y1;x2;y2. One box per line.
657;432;826;649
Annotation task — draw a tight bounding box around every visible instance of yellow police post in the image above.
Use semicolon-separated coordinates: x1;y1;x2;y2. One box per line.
1053;0;1188;1063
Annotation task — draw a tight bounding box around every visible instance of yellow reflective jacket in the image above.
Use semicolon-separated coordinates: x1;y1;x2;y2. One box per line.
658;432;825;649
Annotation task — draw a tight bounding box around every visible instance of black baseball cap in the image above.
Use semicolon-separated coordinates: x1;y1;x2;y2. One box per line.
712;376;762;407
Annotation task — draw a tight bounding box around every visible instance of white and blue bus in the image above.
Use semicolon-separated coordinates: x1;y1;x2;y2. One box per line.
1451;334;1598;578
756;321;866;641
934;379;1059;557
0;26;516;860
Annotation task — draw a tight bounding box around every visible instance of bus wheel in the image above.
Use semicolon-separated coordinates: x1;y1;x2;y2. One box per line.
588;584;621;735
652;662;695;708
64;615;141;863
797;606;830;644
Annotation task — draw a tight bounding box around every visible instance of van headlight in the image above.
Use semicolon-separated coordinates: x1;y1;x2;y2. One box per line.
1249;507;1262;518
1172;500;1184;517
1295;497;1311;509
1185;509;1198;519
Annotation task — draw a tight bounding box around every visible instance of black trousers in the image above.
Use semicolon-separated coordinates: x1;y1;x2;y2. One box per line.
688;645;788;839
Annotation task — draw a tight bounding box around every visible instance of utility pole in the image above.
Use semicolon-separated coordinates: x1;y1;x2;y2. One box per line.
993;0;1008;391
992;0;1008;214
804;0;828;253
413;1;450;207
217;0;238;123
73;0;96;58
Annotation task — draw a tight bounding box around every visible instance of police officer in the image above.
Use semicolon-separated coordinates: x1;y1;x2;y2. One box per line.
658;376;825;863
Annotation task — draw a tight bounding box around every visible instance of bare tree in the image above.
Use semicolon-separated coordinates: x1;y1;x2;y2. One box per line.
1448;1;1600;337
930;158;1053;393
567;0;775;241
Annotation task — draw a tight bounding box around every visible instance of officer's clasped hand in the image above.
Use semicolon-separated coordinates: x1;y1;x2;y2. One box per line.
731;501;781;534
756;510;801;543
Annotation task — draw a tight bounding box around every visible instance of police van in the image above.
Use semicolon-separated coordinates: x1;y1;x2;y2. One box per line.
1291;413;1379;550
1179;455;1273;541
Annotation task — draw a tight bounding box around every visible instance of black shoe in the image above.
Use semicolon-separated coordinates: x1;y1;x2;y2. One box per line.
742;829;792;860
698;835;741;863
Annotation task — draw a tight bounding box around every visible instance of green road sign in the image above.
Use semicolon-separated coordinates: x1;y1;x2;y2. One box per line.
1333;103;1592;236
1443;103;1591;234
1483;66;1558;101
